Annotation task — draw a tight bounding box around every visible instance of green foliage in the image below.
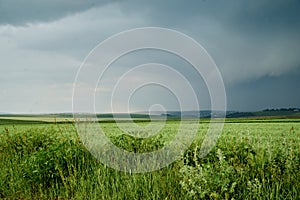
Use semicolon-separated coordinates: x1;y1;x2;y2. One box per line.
180;123;300;199
0;121;299;199
180;148;237;199
111;133;165;153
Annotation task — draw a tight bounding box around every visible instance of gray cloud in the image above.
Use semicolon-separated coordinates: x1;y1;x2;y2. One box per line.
0;0;299;113
0;0;113;25
0;3;144;59
227;68;300;111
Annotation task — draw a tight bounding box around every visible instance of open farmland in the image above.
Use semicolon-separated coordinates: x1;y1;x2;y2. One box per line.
0;118;299;199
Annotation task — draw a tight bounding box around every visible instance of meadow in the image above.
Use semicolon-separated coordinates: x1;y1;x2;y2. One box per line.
0;118;299;199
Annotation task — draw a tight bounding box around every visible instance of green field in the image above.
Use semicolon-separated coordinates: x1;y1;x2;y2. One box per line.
0;118;299;199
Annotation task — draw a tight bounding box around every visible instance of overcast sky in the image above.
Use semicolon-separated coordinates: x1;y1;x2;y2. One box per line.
0;0;299;113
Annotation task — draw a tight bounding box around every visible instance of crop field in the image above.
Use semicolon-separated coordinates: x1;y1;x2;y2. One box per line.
0;118;299;199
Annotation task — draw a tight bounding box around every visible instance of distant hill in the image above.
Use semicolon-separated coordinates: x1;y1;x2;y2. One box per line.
138;108;300;119
1;108;299;121
226;108;300;118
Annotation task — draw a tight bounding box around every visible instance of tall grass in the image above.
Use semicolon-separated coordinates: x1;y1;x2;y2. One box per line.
0;121;299;199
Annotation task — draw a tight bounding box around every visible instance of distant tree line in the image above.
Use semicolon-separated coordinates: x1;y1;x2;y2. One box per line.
263;108;300;111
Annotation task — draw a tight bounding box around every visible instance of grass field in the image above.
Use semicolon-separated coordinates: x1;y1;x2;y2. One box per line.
0;118;299;199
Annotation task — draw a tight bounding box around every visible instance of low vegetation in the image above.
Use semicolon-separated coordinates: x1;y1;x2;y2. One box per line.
0;119;299;199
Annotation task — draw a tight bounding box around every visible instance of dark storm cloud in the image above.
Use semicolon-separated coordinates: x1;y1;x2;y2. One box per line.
0;0;113;25
120;0;300;84
226;67;300;111
119;0;300;30
108;0;300;110
1;0;299;112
